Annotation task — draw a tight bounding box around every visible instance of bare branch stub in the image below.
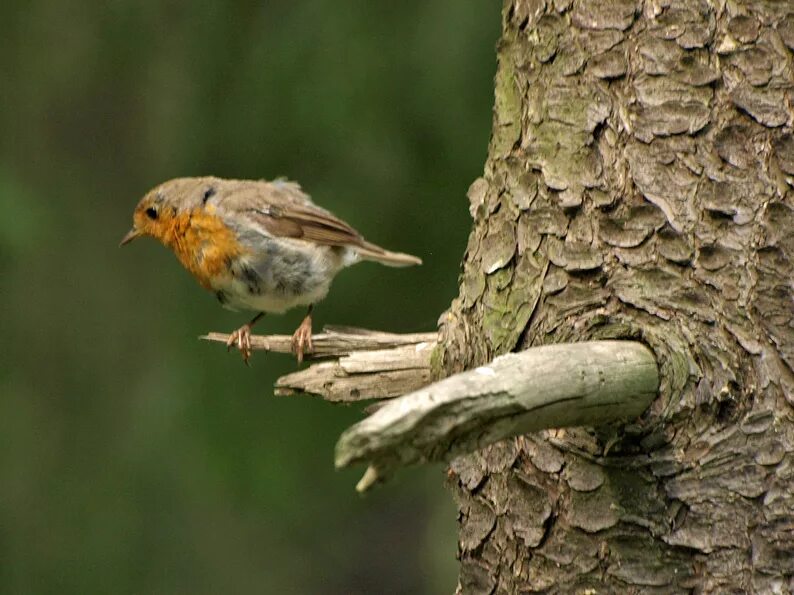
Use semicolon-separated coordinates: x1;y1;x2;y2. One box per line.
202;326;437;358
202;327;438;402
204;330;660;492
335;341;659;491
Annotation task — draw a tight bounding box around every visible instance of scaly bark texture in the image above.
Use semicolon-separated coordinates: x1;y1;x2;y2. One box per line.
438;1;794;592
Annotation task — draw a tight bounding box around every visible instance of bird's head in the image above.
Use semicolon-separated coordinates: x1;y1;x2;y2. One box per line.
120;178;212;246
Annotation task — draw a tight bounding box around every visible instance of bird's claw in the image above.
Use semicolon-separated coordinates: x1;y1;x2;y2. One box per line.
291;316;313;364
227;324;253;365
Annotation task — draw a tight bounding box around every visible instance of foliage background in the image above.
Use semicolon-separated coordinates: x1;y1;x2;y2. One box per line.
0;2;498;592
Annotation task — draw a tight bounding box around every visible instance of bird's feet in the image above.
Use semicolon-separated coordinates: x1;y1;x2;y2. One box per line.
291;314;313;364
226;313;264;365
227;323;255;365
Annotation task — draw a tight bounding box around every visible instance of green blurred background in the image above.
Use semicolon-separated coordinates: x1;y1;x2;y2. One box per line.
0;2;498;593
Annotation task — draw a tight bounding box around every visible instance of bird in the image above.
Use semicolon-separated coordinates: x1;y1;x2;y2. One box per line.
121;176;421;364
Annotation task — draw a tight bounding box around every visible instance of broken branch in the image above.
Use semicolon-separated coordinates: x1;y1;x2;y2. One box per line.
335;341;659;491
202;327;438;402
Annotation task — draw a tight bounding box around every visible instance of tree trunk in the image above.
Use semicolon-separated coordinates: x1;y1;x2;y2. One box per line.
439;1;794;592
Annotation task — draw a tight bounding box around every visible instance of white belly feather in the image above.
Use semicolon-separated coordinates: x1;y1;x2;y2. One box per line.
220;275;332;313
213;240;356;314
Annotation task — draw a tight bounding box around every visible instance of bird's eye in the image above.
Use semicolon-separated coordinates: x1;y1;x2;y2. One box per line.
145;207;158;220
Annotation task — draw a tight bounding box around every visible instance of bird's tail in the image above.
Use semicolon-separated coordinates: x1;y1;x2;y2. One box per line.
355;240;422;267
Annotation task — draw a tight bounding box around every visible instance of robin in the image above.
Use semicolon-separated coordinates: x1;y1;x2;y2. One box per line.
121;176;421;363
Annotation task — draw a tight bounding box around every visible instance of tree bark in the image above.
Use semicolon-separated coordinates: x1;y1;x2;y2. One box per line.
439;1;794;593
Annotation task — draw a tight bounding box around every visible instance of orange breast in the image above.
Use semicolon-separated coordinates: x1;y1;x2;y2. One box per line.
164;209;248;290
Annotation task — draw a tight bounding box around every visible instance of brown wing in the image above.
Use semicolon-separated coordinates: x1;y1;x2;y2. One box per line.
215;178;364;247
247;202;366;247
218;178;422;267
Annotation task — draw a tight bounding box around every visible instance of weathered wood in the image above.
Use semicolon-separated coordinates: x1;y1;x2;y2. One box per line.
203;327;437;402
202;327;436;359
275;353;434;402
338;343;433;374
336;341;659;491
275;341;435;402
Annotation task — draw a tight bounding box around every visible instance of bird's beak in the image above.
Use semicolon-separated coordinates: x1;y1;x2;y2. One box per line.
120;228;141;246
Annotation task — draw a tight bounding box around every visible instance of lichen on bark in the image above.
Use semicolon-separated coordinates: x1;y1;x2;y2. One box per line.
439;0;794;592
